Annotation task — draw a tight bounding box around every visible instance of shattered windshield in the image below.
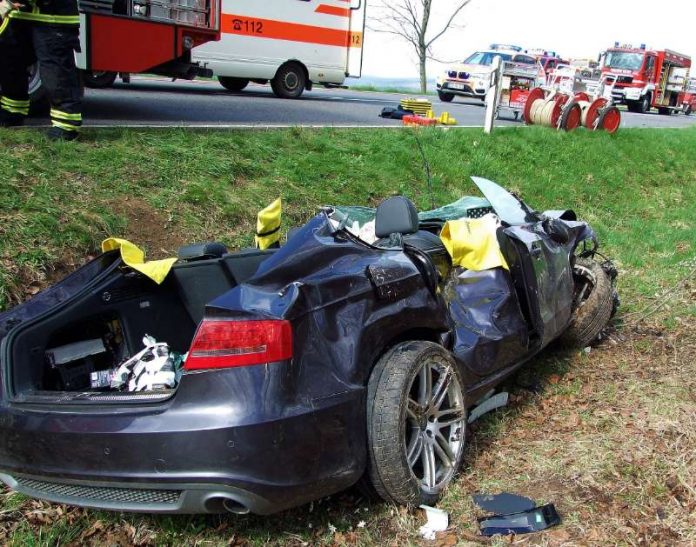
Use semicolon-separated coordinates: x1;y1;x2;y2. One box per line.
604;51;644;71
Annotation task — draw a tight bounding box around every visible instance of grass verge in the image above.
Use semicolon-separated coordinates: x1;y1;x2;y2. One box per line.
0;126;694;545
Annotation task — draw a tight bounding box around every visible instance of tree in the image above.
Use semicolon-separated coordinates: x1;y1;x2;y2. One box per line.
371;0;472;94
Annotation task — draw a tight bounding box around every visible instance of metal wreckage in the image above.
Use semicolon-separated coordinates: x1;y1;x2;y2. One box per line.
0;177;617;515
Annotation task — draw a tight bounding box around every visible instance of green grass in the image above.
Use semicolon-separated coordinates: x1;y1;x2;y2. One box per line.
1;125;695;544
1;126;694;316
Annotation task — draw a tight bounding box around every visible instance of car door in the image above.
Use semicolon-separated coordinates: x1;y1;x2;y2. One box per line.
471;177;574;348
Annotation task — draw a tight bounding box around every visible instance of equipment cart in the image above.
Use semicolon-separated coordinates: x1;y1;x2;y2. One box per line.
494;61;542;121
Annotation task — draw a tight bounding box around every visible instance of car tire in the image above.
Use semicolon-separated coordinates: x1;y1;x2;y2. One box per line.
559;258;613;348
366;341;466;507
639;94;651;114
271;63;306;99
438;91;454;103
82;71;118;89
218;77;250;92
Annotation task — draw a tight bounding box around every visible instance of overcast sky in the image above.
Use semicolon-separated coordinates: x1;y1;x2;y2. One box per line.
361;0;696;79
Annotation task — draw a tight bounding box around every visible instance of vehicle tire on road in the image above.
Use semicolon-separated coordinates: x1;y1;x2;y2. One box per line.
639;94;651;114
218;77;250;92
271;62;306;99
438;91;454;103
82;71;118;89
559;258;613;348
366;341;466;507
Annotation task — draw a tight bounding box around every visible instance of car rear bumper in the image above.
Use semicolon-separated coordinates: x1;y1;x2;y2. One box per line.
0;472;270;514
0;368;365;514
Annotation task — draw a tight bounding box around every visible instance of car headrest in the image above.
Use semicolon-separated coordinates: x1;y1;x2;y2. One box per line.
375;196;419;238
177;241;228;262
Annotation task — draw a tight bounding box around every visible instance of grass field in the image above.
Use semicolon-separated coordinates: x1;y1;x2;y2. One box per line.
0;126;694;545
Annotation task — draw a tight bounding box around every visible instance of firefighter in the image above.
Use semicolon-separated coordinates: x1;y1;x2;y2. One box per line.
0;0;82;140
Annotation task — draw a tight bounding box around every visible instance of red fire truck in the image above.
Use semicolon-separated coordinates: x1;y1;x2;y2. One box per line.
14;0;222;100
600;43;691;115
679;77;696;115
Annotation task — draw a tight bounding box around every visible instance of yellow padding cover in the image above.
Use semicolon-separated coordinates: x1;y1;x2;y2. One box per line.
255;198;282;250
440;216;509;271
102;238;177;284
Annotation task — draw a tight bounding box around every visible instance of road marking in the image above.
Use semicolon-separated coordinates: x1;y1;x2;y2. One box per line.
21;123;518;129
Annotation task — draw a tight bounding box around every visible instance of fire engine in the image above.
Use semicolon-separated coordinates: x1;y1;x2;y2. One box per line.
600;43;691;115
20;0;222;100
527;48;568;76
192;0;367;98
679;77;696;115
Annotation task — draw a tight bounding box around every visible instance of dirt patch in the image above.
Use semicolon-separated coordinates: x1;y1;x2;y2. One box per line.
107;196;189;259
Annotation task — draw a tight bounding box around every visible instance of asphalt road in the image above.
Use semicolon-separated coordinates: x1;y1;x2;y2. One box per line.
24;77;696;129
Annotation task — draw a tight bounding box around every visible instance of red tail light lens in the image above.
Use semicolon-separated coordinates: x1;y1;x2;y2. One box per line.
185;320;293;371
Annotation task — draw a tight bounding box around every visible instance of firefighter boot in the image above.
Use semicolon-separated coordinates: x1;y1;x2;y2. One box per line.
47;126;79;141
0;109;25;127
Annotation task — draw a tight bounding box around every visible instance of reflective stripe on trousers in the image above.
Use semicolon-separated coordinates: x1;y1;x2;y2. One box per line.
1;96;30;116
51;108;82;131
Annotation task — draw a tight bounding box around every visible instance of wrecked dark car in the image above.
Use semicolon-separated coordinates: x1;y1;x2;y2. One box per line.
0;178;617;515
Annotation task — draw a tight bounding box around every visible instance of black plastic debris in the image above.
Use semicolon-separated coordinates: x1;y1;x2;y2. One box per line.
379;105;415;120
472;492;536;514
478;503;561;537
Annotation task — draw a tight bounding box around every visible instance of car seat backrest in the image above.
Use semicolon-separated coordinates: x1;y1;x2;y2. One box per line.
375;196;419;238
171;259;235;325
177;241;228;262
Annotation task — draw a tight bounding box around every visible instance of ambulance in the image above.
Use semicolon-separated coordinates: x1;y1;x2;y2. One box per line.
192;0;367;98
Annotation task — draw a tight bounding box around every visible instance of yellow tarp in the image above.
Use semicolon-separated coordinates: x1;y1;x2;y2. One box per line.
101;238;177;284
440;216;509;271
255;198;282;250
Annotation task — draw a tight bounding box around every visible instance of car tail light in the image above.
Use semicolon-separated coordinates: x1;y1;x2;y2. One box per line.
185;320;292;371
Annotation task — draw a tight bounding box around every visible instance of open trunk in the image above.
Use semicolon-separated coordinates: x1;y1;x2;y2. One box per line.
0;248;273;405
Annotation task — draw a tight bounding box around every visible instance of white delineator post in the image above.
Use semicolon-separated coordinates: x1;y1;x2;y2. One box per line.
484;55;502;134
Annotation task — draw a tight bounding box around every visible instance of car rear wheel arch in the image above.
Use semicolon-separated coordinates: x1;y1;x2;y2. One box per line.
364;328;446;381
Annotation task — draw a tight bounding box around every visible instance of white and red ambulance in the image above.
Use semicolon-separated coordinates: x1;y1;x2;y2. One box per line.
192;0;367;98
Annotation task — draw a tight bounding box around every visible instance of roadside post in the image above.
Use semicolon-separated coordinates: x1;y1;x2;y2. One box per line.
484;56;501;133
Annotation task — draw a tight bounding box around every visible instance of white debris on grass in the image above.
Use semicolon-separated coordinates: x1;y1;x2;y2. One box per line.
418;505;449;540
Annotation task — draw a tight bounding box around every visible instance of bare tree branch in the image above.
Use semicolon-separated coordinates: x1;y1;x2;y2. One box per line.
371;0;472;93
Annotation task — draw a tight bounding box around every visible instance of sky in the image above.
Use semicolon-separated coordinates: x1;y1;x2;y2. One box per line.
361;0;696;79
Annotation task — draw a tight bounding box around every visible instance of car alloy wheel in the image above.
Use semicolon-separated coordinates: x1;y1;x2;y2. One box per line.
366;341;466;506
405;357;466;494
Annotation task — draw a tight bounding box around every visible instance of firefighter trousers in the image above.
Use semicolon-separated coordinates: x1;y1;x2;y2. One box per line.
0;18;82;132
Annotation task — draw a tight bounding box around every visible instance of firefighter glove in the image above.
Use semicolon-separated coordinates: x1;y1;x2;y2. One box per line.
0;0;16;18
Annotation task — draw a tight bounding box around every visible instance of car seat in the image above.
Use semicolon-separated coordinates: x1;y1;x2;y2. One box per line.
374;196;451;279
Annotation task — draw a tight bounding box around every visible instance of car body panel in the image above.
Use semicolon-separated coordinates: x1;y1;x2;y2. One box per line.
0;178;601;514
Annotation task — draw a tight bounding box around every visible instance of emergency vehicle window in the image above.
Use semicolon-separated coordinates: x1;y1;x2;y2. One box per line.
464;52;513;66
513;55;536;65
604;52;644;71
645;56;655;72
